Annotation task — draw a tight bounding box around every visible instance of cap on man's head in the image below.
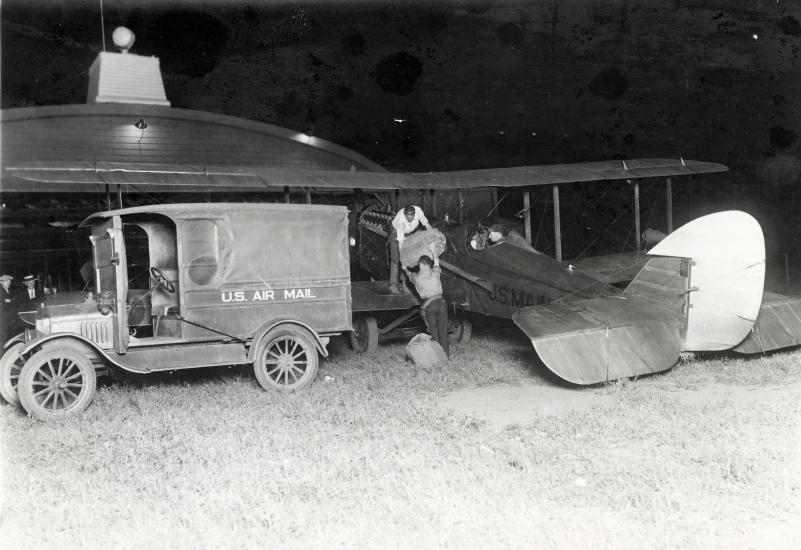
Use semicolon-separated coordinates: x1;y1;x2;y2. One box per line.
23;274;37;283
0;274;13;283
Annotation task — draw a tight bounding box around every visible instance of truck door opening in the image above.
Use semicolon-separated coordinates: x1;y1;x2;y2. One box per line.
121;214;180;341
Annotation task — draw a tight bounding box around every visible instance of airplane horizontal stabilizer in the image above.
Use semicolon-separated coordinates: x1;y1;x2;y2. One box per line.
512;287;684;384
733;291;801;354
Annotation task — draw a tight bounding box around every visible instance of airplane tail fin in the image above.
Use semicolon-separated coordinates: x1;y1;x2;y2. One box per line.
646;210;765;351
512;211;765;384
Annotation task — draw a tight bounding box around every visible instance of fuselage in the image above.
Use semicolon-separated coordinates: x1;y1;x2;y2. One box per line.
358;214;619;319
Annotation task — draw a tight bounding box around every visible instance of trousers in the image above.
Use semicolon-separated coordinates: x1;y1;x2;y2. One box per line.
421;296;449;357
389;234;401;287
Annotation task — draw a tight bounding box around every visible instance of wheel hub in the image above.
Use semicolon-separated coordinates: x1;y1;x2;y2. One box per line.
50;376;69;391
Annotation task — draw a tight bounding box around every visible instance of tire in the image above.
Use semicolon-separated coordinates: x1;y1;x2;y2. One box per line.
17;347;97;421
253;326;319;391
0;342;24;406
448;316;473;345
349;316;379;353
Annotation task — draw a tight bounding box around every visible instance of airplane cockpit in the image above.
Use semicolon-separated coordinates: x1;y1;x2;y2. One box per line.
469;223;539;253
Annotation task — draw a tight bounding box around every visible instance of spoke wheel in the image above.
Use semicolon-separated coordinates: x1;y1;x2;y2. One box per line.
349;316;379;353
254;326;318;391
448;316;472;345
17;348;96;420
0;342;24;406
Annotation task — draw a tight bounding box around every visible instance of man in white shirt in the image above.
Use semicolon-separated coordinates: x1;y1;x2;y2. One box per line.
388;205;431;293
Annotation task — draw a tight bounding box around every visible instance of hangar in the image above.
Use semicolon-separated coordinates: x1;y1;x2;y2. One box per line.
0;42;386;286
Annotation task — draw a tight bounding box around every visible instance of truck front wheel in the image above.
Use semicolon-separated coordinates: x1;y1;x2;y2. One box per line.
253;326;319;391
17;347;97;421
0;342;23;406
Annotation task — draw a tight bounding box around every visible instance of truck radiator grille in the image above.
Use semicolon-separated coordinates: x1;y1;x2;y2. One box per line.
80;320;111;345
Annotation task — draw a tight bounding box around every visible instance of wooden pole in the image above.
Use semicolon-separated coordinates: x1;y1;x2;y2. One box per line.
634;181;641;250
553;185;562;262
786;252;790;294
354;188;364;210
457;188;464;223
666;177;673;233
523;189;532;244
117;185;123;209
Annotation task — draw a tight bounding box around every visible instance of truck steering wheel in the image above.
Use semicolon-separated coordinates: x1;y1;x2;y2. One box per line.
150;267;175;293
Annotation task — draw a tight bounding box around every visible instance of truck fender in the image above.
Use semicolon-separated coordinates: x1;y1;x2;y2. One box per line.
2;332;26;351
248;320;329;361
19;333;108;366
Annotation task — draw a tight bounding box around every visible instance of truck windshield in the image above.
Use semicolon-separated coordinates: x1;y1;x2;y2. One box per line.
93;233;117;294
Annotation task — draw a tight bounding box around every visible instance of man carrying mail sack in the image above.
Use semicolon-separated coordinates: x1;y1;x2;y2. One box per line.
389;205;432;293
403;242;449;358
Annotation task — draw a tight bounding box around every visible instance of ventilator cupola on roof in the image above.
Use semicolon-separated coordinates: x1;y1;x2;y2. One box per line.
86;26;170;106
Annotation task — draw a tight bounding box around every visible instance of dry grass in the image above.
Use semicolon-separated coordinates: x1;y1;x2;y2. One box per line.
1;329;800;549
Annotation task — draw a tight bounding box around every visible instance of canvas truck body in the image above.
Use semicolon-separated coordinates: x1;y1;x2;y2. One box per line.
6;203;352;419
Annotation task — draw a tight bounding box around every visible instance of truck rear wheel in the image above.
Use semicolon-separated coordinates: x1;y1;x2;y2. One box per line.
0;342;23;406
254;326;319;391
349;316;379;353
448;316;472;345
17;347;97;421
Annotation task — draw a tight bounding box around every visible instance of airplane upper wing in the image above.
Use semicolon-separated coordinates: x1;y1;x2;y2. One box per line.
3;158;727;193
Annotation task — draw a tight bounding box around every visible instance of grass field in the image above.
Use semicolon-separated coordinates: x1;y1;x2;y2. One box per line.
1;328;800;549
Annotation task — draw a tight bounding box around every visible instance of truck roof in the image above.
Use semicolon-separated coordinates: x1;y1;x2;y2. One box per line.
80;202;348;227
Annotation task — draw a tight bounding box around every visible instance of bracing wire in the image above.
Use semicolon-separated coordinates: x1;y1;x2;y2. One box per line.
533;187;551;252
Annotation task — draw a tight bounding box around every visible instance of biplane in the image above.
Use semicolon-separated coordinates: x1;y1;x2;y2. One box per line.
10;154;801;388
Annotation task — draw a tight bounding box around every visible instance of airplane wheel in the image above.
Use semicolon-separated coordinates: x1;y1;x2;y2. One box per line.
0;341;24;406
253;326;319;391
349;316;379;353
17;347;96;421
448;317;472;345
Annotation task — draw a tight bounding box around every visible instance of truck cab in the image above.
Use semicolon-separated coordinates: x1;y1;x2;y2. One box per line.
4;203;353;419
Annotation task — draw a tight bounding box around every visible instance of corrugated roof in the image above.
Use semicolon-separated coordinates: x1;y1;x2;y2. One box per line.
0;103;386;194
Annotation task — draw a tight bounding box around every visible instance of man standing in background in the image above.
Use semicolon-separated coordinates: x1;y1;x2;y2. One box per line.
16;274;45;313
0;274;18;344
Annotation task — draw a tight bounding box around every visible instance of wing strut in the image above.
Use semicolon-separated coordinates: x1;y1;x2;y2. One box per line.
553;184;562;262
666;177;673;233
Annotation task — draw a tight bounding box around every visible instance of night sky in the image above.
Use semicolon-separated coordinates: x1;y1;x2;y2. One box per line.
2;0;801;267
